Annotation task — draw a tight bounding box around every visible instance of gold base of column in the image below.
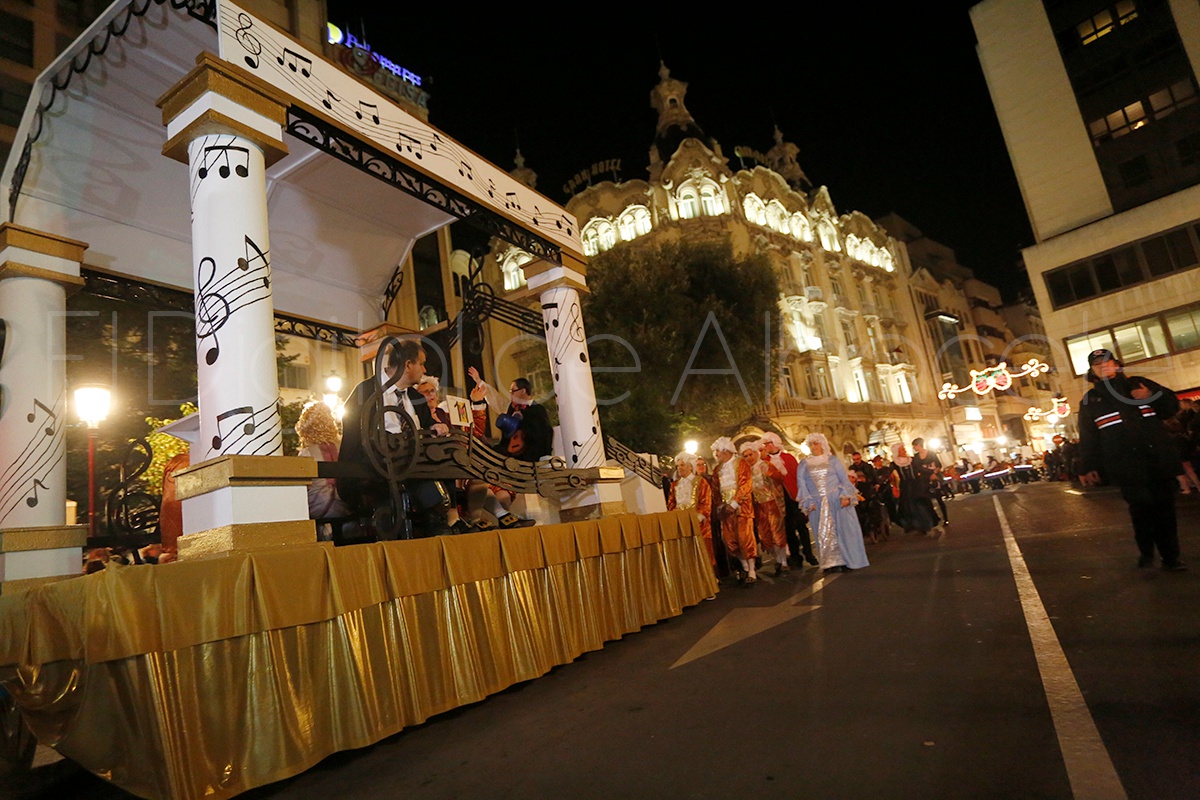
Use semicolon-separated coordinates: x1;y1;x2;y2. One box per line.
0;524;87;553
178;520;318;560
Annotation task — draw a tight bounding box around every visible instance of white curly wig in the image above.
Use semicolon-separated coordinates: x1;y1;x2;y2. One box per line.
711;437;736;454
804;432;831;454
674;451;698;468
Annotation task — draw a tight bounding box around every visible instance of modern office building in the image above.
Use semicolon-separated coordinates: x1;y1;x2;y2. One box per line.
972;0;1200;401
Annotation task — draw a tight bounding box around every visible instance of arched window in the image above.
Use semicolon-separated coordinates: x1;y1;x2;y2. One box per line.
582;218;618;254
677;188;699;220
699;183;723;216
878;248;895;272
596;219;617;251
501;249;533;291
790;213;813;241
845;234;861;261
767;200;789;233
582;221;602;257
617;205;652;240
743;193;767;226
817;217;841;252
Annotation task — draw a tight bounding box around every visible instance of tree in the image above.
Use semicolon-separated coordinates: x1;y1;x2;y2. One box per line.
582;240;780;456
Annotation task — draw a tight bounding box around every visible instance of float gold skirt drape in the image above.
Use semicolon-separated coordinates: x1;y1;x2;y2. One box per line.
0;510;716;800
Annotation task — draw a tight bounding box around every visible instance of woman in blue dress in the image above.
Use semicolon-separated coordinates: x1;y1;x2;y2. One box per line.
796;433;870;573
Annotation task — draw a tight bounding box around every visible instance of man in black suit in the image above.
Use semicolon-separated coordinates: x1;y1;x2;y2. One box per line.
338;338;448;535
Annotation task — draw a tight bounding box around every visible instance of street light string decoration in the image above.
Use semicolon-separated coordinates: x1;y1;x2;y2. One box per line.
938;358;1050;400
1023;397;1071;422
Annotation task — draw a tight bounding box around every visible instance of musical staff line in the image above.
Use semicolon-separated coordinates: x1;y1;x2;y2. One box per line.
216;4;579;250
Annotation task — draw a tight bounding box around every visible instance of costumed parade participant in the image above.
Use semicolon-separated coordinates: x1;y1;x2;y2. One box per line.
743;439;790;576
760;432;818;567
467;365;553;463
1077;348;1186;570
668;451;716;569
712;437;758;585
889;442;938;536
796;432;870;573
296;400;350;540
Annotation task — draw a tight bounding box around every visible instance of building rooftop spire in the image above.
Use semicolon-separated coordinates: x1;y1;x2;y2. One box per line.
649;61;714;162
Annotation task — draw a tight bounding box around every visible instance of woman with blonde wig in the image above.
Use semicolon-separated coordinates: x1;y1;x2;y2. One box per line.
796;432;869;573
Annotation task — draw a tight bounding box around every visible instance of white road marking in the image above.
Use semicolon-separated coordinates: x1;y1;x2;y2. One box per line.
993;495;1127;800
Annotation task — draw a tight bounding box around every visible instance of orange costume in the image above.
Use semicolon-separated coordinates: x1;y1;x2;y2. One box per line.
717;456;757;562
752;458;788;552
669;471;715;566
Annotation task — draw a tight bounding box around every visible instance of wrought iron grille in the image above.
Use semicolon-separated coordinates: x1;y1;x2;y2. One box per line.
284;108;562;266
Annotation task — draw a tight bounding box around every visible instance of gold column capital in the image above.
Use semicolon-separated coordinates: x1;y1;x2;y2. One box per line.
157;51;290;167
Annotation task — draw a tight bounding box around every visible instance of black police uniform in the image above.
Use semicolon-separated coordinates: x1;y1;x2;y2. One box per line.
1077;365;1183;567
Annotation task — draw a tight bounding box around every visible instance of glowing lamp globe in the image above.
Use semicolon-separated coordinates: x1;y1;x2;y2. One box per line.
684;440;699;455
74;386;111;429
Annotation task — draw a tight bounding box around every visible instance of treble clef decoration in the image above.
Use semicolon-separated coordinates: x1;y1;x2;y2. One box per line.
361;337;420;539
234;13;262;70
195;256;230;365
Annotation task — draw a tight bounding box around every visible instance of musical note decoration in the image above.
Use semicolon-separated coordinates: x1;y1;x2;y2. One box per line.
1023;397;1071;422
0;391;65;527
215;2;580;256
209;397;282;456
938;358;1050;401
195;235;272;366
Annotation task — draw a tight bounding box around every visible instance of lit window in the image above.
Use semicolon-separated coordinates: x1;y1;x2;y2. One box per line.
767;200;790;233
743;194;766;226
817;218;840;252
790;213;812;241
1089;99;1149;145
1065;330;1118;375
700;183;723;216
582;218;617;254
678;189;699;220
617;205;652;240
851;368;869;403
895;373;913;404
1112;317;1168;362
582;225;600;257
1078;8;1114;45
502;250;533;291
1116;0;1137;25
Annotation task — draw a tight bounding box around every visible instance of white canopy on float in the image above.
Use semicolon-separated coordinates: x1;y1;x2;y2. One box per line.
0;0;582;325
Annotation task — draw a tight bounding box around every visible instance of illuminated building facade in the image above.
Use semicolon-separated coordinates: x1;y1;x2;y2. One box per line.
882;214;1067;453
501;64;950;455
972;0;1200;403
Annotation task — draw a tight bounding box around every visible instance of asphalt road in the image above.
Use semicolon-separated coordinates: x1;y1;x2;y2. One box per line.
10;481;1200;800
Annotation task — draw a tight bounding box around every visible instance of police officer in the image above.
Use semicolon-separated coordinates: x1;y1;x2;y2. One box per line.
1077;349;1186;570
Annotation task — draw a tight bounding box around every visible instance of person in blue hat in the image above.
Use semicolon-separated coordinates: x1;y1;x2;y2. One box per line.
1077;348;1186;570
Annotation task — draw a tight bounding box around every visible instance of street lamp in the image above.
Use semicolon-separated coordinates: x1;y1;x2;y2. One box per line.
684;439;698;455
323;373;344;418
74;385;111;537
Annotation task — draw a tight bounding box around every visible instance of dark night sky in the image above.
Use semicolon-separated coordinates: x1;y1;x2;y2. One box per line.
325;2;1036;300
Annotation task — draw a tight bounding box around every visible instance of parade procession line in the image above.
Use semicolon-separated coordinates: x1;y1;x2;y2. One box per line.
0;510;718;800
992;495;1128;800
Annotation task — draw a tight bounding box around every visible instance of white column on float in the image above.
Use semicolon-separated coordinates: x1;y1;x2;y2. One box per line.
0;276;67;528
534;277;604;469
187;133;283;461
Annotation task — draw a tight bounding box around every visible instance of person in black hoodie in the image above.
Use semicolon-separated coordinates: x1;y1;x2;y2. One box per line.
1077;348;1186;570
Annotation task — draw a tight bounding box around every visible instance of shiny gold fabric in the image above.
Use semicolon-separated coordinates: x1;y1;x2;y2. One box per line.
0;510;716;800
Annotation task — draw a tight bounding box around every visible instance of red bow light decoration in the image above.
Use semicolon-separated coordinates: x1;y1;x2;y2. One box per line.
1023;397;1071;421
939;358;1050;401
